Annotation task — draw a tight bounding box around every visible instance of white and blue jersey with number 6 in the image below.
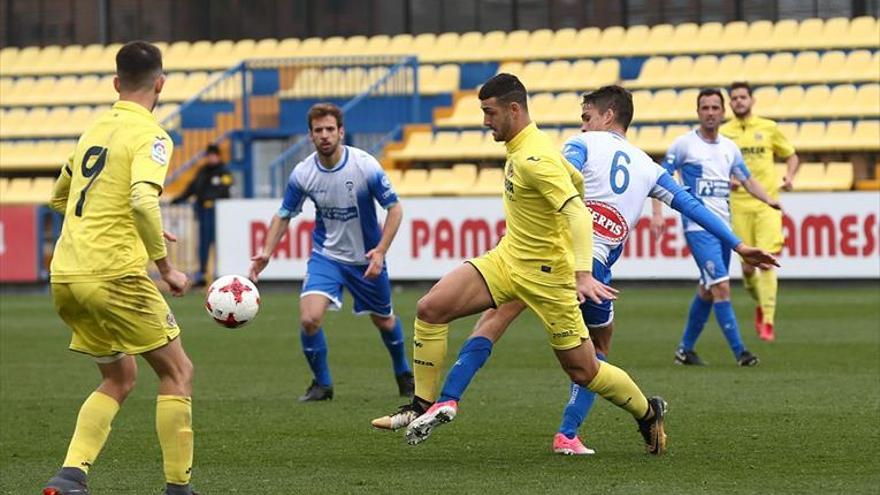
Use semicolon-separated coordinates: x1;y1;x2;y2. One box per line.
562;130;742;324
277;145;399;315
661;129;751;233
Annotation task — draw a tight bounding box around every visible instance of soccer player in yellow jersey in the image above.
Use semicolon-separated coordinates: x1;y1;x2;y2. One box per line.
42;41;198;495
721;82;800;342
372;74;668;454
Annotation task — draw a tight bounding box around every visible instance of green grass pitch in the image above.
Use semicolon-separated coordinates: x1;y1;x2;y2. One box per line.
1;283;878;494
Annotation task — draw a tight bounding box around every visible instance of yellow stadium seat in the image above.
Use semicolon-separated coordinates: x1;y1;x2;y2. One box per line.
630;57;666;89
7;46;40;75
362;35;390;56
425;32;461;63
655;56;693;87
426;131;460;160
667;23;698;54
825;162;854;190
741;53;770;82
719;21;749;52
2;76;32;105
391;131;433;161
618;25;651;56
713;54;745;85
253;38;280;58
456;130;485;158
850;120;880;150
276;38;301;57
55;44;84;74
814;50;848;83
384;33;413;56
822;120;854;149
29;45;62;75
849;16;880;47
3;178;35;203
397;168;431;196
478;31;508;61
523;29;553;59
497;60;523;78
453;32;484;62
419;64;458;95
663;125;692;148
690;55;719;87
230;38;257;62
44;75;79;105
795;18;826;49
384;168;402;188
409;33;436;58
597;26;626;56
428;168;457;195
770;85;805;119
548;92;581;125
839;50;878;82
793;122;826;151
823;84;858;118
787;51;821;84
435;93;482;128
673;89;699;120
855;83;880;117
640;90;676;121
694;22;724;53
635;125;665;154
792;163;827;191
770;19;800;51
319;36;346;57
517;60;548;91
799;85;830;118
588;59;620;89
821;17;851;48
630;90;653;124
297;37;324;57
205;39;235;69
70;44;107;73
525;93;553;124
472;167;504;196
0;78;13;104
744;20;774;51
479;131;505;158
163;41;193;71
568;27;602;58
451;163;478;189
776;122;798;147
760;52;795;85
31;177;55;202
0;46;19;73
341;35;368;56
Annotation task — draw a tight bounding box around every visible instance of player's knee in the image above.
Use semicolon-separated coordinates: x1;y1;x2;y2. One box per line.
373;315;396;332
104;375;137;399
711;282;731;301
300;313;324;333
416;296;445;324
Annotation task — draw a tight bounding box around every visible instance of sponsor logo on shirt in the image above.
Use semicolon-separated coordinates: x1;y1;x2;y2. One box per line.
696;178;731;198
586;200;629;243
318;206;358;221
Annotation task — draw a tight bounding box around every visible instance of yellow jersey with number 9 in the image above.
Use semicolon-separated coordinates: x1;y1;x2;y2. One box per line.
50;100;174;283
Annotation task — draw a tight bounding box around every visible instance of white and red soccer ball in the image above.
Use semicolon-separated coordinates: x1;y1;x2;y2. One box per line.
205;275;260;328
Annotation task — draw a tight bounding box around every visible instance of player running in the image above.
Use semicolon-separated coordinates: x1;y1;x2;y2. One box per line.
372;74;669;455
662;88;781;367
43;41;198;495
721;81;800;342
400;85;778;452
249;103;413;402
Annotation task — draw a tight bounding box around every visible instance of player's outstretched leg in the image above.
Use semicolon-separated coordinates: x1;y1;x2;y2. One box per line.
554;352;605;455
372;315;414;397
371;263;494;431
298;295;333;401
557;340;667;455
709;282;759;366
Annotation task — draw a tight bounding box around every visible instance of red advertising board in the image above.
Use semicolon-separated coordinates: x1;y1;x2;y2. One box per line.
0;206;38;282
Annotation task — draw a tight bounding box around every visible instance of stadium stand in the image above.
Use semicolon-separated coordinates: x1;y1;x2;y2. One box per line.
1;15;878;205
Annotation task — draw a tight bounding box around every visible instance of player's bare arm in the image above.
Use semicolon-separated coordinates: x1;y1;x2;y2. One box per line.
734;244;780;271
740;177;781;209
651;198;666;238
249;214;291;281
782;153;801;191
364;202;403;279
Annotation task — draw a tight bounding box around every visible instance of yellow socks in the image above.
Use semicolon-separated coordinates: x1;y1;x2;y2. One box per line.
742;270;760;304
156;395;194;485
757;269;778;325
586;361;649;419
62;391;120;474
413;318;448;403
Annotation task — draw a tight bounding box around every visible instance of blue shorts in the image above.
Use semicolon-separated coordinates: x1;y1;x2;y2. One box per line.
580;259;614;328
302;252;393;316
685;230;732;289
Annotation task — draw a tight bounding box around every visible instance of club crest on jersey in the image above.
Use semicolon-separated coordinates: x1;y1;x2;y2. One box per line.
586;200;628;243
151;138;168;166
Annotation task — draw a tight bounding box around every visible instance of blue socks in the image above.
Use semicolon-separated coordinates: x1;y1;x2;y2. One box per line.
679;294;713;351
300;328;332;387
558;352;605;439
380;317;411;375
437;336;493;403
714;301;746;357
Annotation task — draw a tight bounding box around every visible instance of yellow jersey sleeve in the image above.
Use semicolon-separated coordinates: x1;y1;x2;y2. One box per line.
131;131;173;192
771;124;796;159
520;154;581;211
50;153;74;213
564;158;585;199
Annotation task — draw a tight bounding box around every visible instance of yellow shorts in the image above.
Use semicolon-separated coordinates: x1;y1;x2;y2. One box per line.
52;273;180;358
468;249;588;350
732;205;784;254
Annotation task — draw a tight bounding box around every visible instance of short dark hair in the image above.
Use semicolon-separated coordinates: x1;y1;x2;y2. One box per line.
115;41;163;91
307;102;344;130
206;144;220;155
697;88;725;107
478;73;528;111
582;85;634;130
729;81;753;96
